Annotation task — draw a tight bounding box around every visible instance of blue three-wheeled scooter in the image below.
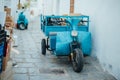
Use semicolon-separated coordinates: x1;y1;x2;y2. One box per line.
17;12;28;30
40;15;91;72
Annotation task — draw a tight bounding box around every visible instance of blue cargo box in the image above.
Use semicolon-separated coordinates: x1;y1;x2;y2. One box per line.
0;43;4;73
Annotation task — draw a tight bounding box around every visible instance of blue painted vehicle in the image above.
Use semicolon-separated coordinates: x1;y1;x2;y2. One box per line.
40;15;92;72
17;12;28;30
0;26;6;73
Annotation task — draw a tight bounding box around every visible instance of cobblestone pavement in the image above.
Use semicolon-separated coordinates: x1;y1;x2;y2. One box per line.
11;16;117;80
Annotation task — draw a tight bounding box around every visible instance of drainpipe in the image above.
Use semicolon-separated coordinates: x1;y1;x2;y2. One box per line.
70;0;74;13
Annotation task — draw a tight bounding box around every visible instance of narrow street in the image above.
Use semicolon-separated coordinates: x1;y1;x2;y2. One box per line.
11;16;116;80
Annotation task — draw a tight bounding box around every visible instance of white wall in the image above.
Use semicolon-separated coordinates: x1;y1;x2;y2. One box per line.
42;0;53;15
59;0;70;15
0;0;4;11
74;0;120;79
42;0;61;15
41;0;70;15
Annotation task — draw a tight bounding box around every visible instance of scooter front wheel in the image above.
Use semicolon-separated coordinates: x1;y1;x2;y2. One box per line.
72;48;84;72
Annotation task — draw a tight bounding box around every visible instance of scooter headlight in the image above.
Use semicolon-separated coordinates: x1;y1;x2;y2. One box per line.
71;30;78;37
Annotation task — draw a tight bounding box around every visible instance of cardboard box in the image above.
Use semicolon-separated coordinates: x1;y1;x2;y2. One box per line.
63;13;82;16
5;15;14;27
5;16;13;22
4;8;11;16
69;13;82;16
5;27;13;36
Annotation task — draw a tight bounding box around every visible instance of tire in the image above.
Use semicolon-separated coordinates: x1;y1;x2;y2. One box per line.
19;23;26;30
16;23;19;29
41;39;46;55
72;48;84;72
25;24;28;29
83;54;89;57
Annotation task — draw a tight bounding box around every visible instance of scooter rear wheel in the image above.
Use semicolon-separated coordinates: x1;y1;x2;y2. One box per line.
19;23;26;30
41;39;46;55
